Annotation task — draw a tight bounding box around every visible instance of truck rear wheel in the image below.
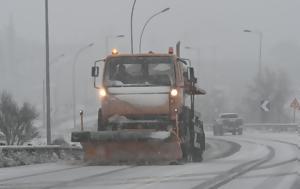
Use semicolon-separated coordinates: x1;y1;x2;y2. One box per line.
180;143;188;161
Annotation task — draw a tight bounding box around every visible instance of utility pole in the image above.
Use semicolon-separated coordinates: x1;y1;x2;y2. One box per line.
45;0;51;145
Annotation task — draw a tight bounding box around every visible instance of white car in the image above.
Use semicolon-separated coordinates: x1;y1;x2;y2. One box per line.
213;113;243;136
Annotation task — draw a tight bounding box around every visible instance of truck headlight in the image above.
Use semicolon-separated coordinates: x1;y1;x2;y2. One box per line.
99;88;107;97
170;89;178;97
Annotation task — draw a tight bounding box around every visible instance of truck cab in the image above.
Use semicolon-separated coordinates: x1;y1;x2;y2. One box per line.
98;54;182;130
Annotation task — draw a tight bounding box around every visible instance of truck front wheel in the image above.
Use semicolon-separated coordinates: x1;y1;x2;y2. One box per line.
219;126;224;136
192;147;203;162
232;129;236;135
238;128;243;135
97;108;105;131
213;126;218;136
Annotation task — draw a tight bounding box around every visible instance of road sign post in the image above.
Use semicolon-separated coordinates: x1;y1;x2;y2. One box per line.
290;98;300;123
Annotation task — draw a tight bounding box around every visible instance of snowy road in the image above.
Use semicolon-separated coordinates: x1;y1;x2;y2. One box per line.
0;131;299;189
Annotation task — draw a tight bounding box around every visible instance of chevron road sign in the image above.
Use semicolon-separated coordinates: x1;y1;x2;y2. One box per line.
260;100;270;112
290;98;300;110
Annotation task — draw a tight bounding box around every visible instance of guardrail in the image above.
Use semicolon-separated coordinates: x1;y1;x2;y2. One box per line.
244;123;299;131
204;123;299;132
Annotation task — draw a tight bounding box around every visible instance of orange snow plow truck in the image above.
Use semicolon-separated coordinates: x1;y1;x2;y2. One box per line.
71;43;206;164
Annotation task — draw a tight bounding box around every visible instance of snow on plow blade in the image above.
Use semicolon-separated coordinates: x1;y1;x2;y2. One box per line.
71;130;182;163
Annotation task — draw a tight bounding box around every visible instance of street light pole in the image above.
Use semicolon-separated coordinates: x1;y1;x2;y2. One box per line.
72;43;94;129
244;29;265;123
43;53;65;134
105;35;125;55
184;46;201;64
50;54;65;65
139;8;170;53
244;29;263;79
44;0;51;145
130;0;137;54
258;32;263;78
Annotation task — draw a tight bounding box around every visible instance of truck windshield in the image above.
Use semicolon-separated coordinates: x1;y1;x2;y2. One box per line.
104;56;175;87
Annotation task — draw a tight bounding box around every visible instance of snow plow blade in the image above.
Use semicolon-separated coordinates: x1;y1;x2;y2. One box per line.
71;130;182;163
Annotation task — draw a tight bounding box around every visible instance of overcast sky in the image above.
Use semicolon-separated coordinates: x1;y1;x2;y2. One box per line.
1;0;300;52
1;0;300;108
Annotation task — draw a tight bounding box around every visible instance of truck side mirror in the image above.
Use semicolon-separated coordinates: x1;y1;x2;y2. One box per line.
91;66;99;77
187;67;195;82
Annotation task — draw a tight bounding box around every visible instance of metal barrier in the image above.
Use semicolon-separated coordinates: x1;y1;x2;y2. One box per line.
204;123;299;132
244;123;299;132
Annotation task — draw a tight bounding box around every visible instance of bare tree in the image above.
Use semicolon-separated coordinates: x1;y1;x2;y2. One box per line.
243;68;291;123
0;91;39;145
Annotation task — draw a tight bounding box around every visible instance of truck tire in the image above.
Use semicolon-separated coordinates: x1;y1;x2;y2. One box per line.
179;108;189;162
213;126;218;136
219;126;224;136
232;129;236;135
180;143;189;161
198;121;206;151
193;133;205;162
236;118;243;125
192;147;203;162
97;108;105;131
238;128;243;135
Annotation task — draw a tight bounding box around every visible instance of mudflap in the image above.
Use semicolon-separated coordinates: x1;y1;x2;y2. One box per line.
72;130;182;164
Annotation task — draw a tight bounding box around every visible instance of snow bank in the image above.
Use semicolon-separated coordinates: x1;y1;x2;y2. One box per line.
0;146;82;168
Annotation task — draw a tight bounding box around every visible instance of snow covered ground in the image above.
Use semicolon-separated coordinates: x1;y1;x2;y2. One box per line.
0;131;298;189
